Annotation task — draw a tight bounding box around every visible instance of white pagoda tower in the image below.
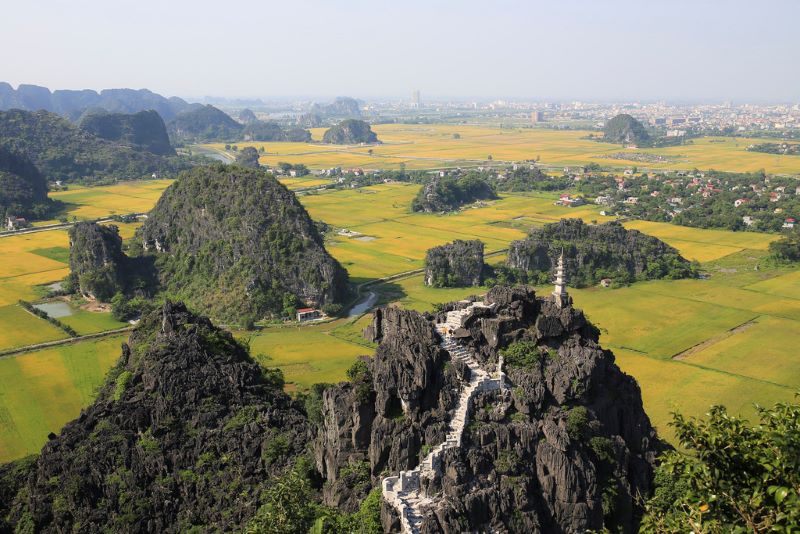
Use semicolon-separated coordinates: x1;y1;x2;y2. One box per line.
552;250;569;308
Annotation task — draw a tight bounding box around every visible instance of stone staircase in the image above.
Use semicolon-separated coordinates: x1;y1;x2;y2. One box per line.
382;302;507;533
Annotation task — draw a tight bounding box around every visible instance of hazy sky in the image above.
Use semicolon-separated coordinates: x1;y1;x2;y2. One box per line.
2;0;798;102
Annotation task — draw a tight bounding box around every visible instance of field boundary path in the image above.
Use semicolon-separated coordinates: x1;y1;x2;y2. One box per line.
0;214;148;239
382;302;508;533
0;326;133;358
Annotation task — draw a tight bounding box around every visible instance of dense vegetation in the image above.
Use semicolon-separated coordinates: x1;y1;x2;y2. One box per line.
322;119;378;144
603;114;651;146
135;164;350;323
505;219;697;287
642;396;800;532
0;109;191;184
79;109;175;155
769;230;800;262
492;165;572;192
235;146;261;168
167;104;243;143
747;142;800;156
411;174;497;212
0;145;52;219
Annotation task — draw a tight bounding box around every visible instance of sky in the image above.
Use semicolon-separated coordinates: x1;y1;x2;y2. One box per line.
1;0;799;103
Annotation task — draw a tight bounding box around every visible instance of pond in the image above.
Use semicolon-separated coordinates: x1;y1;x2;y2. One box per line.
33;301;74;318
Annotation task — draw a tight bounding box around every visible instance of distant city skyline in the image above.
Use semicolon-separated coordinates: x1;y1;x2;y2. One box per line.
1;0;798;103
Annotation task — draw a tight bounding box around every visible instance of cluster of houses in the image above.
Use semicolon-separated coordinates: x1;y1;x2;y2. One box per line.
581;168;800;230
555;194;586;207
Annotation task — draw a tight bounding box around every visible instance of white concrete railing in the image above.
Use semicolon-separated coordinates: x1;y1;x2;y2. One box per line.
381;302;507;533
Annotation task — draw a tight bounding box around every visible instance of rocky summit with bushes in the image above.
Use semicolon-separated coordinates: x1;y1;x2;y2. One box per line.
424;239;485;287
322;119;378;144
506;218;696;287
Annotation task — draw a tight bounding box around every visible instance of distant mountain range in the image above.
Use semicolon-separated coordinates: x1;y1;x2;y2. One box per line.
0;83;194;121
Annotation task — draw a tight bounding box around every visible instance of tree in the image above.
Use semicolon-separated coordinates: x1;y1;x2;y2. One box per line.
641;397;800;533
235;146;261;168
769;230;800;262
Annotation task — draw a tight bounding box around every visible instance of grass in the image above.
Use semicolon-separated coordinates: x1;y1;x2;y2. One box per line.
46;179;173;222
0;335;125;462
59;308;128;335
0;305;68;351
242;319;371;390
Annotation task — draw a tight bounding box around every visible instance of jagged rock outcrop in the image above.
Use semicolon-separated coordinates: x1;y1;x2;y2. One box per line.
507;218;695;286
316;286;663;533
0;301;309;533
137;164;350;322
424;240;485;287
322;119;378;144
79;110;175;156
68;222;127;300
0;145;50;219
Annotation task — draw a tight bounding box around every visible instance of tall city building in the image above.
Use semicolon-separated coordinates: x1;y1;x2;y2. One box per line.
412;89;421;109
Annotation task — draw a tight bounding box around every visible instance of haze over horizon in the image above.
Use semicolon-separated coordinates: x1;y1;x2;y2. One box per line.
1;0;799;103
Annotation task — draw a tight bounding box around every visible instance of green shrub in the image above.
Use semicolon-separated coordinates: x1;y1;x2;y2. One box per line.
566;406;589;440
501;341;546;369
113;370;133;401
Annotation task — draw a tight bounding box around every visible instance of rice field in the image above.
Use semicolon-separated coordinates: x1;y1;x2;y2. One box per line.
47;179;173;222
201;125;800;175
0;335;125;462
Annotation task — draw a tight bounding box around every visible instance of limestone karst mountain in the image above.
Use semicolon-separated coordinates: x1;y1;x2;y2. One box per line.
135;164;350;322
0;301;309;532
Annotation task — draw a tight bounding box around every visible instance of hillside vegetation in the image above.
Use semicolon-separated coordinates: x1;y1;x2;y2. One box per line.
79;110;175;155
0;145;51;218
0;109;191;184
135;164;350;323
412;174;497;213
322;119;378;144
603;113;651;146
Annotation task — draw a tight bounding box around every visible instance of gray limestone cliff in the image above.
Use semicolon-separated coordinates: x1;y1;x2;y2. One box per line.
315;286;663;533
68;222;126;300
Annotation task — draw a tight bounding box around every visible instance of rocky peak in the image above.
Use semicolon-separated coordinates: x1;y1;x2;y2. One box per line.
317;286;663;533
2;301;309;532
424;239;485;287
68;221;126;300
